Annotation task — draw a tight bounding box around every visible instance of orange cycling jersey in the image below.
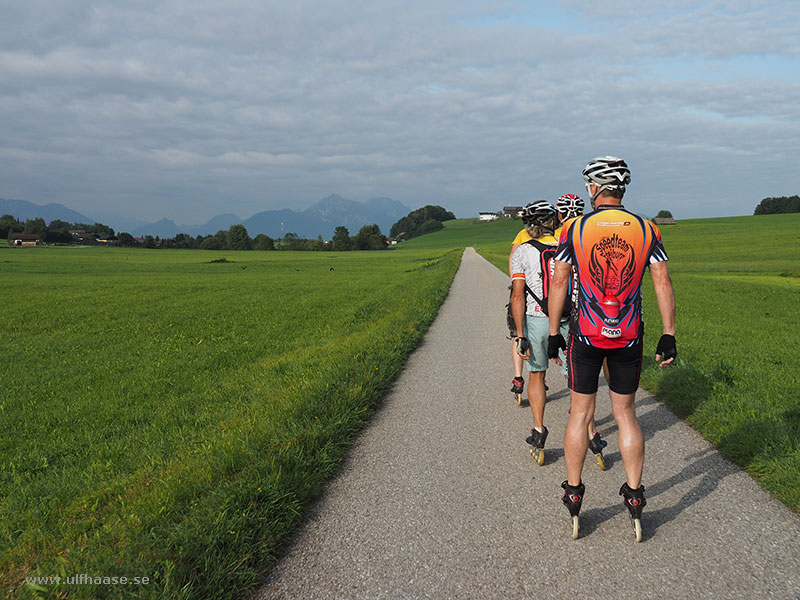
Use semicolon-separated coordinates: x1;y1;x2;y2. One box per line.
554;205;668;348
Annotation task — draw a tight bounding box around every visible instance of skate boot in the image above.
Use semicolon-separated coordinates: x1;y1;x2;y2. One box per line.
619;482;647;542
561;480;585;540
511;377;525;406
525;426;548;466
588;431;608;471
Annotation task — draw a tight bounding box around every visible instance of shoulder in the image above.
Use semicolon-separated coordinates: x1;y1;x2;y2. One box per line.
512;229;531;245
645;219;663;240
536;234;558;245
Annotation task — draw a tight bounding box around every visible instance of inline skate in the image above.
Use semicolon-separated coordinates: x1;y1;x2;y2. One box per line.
588;431;608;471
619;482;646;542
561;480;585;539
526;426;548;466
511;376;524;406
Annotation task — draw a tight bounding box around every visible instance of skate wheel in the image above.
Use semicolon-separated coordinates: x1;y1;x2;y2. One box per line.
572;515;579;540
596;454;606;471
632;518;642;542
530;447;545;466
515;392;522;406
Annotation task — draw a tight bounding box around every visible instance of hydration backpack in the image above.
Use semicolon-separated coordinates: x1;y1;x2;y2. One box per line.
521;239;572;319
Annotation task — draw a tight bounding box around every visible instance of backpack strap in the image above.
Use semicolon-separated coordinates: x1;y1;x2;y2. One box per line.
521;238;553;307
524;282;545;312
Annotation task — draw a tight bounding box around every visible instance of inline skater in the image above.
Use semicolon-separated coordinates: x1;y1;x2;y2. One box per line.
508;214;534;403
508;210;547;403
554;194;608;470
547;157;676;541
510;201;568;465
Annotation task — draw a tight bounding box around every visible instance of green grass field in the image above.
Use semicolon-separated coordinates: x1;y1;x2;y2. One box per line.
2;212;798;599
472;213;800;513
0;246;461;599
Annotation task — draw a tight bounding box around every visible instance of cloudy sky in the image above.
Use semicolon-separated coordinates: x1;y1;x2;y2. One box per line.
1;0;798;226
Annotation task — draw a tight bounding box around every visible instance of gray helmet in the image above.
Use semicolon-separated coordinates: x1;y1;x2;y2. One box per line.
582;156;631;193
522;200;557;227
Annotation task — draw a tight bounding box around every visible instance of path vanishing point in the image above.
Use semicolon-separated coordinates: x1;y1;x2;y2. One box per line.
254;248;800;600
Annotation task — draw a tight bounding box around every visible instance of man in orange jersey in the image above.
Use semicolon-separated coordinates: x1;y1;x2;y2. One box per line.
547;156;676;541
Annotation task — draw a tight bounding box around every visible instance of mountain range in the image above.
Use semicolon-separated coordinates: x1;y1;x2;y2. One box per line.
0;198;93;225
0;195;412;240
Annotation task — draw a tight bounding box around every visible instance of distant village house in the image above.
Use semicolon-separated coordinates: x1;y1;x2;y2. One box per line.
8;233;41;246
503;206;523;218
69;230;100;244
479;212;500;221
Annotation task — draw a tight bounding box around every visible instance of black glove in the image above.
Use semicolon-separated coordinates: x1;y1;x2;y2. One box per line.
516;336;531;355
548;334;566;359
656;334;677;362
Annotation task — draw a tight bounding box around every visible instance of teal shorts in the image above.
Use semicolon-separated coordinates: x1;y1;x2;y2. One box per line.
523;316;569;375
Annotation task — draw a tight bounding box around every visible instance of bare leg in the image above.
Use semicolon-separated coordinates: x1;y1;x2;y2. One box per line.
564;391;596;485
565;374;600;443
513;342;523;378
610;390;643;487
590;359;610;438
527;371;547;429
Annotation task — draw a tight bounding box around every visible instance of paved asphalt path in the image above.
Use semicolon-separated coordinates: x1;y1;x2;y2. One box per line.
254;248;800;600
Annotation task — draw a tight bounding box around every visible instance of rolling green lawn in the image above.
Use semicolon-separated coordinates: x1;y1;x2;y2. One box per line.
1;246;461;599
472;213;800;512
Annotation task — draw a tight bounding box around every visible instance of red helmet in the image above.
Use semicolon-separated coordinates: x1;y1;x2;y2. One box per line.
556;194;584;219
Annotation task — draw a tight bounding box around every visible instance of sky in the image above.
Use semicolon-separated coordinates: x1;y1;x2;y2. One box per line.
1;0;798;226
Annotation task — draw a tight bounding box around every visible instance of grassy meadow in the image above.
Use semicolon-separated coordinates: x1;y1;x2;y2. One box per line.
2;211;798;598
474;212;800;512
1;245;461;599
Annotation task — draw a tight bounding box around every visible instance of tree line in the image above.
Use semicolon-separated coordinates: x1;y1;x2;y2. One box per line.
126;224;390;251
3;203;456;250
754;196;800;215
2;215;115;244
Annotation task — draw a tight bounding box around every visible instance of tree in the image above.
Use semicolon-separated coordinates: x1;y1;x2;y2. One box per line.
118;232;136;247
44;229;73;244
354;224;386;250
253;234;274;250
281;232;304;251
173;233;196;249
754;195;800;215
227;224;252;250
390;205;455;239
24;217;47;236
201;232;227;250
655;210;674;219
332;226;352;250
1;214;23;236
417;219;444;235
142;235;156;248
47;219;72;232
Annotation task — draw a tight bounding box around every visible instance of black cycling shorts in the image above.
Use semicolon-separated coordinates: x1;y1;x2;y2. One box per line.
567;337;643;395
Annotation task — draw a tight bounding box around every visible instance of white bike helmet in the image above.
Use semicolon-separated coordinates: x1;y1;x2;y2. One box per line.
582;156;631;193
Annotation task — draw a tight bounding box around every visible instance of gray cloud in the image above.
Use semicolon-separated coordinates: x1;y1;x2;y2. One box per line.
1;0;798;226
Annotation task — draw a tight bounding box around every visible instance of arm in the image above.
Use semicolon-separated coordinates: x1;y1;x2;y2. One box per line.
650;261;676;365
547;259;571;365
511;278;530;360
548;260;571;336
509;243;520;276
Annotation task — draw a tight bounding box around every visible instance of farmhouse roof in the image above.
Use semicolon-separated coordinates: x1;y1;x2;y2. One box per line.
9;233;41;241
